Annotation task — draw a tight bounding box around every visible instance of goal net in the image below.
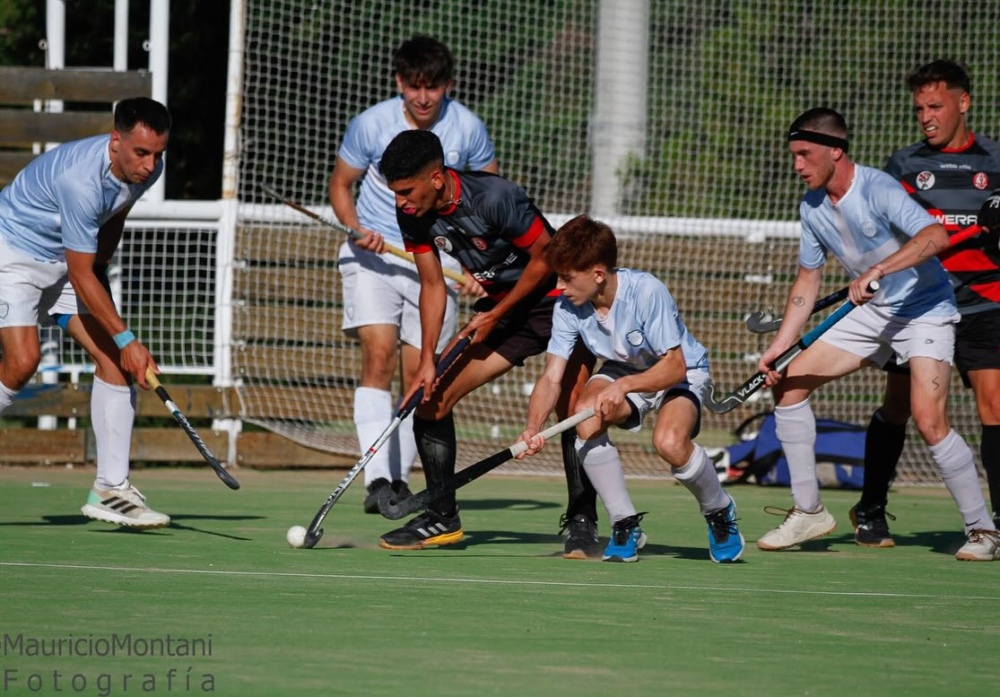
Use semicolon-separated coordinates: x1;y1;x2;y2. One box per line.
235;0;1000;483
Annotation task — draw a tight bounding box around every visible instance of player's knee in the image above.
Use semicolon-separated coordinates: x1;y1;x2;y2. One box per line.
912;409;949;446
1;348;42;388
977;390;1000;424
652;430;689;466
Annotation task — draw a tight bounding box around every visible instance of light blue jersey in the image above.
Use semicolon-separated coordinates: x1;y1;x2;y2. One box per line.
799;164;955;318
337;96;495;247
0;134;162;261
548;268;709;371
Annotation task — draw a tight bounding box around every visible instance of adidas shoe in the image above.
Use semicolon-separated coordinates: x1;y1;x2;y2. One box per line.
378;509;463;550
602;512;647;563
560;513;600;560
756;505;836;551
705;497;745;563
849;503;895;548
81;480;170;529
955;529;1000;561
363;478;390;514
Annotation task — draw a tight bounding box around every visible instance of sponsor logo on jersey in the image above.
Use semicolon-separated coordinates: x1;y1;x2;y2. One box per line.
861;220;877;238
434;236;453;253
915;171;935;190
470;237;488;251
973;172;990;190
626;330;644;347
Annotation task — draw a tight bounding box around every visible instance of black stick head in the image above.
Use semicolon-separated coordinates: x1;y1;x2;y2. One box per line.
703;379;740;414
375;486;410;520
302;527;324;549
215;467;241;490
745;310;780;334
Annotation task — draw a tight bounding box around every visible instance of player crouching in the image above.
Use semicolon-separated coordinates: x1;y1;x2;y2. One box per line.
519;215;744;563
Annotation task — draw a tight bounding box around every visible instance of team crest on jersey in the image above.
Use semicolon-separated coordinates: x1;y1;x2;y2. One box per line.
445;150;461;166
0;302;7;320
470;236;488;251
433;236;453;253
973;172;990;190
915;171;935;190
861;220;877;238
625;330;644;347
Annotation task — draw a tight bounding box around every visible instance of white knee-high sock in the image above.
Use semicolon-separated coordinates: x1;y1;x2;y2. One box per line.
0;380;16;415
355;387;393;487
673;444;731;515
91;376;135;490
775;399;821;513
931;429;996;534
576;433;635;523
392;415;418;483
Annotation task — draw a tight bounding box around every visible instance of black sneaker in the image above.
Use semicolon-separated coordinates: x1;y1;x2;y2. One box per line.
559;513;599;560
849;503;896;548
363;478;390;514
378;509;463;550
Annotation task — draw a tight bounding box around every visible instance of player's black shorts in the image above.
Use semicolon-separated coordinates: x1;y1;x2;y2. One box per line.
483;292;560;366
955;309;1000;387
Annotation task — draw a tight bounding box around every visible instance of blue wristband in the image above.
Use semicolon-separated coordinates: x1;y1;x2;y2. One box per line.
113;329;136;349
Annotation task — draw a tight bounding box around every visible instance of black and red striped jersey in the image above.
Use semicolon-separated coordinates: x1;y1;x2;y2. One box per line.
398;169;557;299
885;133;1000;314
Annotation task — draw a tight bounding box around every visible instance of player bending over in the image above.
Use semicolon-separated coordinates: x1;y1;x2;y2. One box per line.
519;215;745;563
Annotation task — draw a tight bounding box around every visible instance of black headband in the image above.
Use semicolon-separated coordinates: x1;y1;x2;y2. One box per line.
788;129;849;152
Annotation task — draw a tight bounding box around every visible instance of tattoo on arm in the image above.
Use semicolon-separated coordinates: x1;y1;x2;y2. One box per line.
791;295;806;308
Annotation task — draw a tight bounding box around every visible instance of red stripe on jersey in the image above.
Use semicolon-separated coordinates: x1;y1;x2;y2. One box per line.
969;282;1000;303
437;170;462;216
404;240;434;254
511;216;546;249
940;132;976;154
939;248;996;273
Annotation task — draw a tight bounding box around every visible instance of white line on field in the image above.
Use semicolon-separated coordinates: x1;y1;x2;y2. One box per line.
1;561;995;601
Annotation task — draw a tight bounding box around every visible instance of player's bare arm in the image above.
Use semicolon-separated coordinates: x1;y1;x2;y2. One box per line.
65;249;157;388
329;157;384;253
862;222;949;294
759;265;823;384
405;250;449;404
462;223;553;343
519;353;569;456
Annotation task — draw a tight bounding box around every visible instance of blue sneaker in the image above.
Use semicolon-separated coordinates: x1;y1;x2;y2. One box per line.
602;513;647;563
705;497;745;563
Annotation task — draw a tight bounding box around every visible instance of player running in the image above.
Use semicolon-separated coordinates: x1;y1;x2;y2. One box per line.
518;215;745;563
0;97;171;528
366;129;598;555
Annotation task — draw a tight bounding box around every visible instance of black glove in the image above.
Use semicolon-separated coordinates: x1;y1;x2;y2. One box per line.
978;189;1000;232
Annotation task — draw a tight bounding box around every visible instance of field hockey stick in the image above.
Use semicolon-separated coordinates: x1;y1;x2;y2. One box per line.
746;225;984;334
705;283;877;414
299;335;472;549
376;408;596;520
745;286;848;334
145;369;241;490
261;184;468;285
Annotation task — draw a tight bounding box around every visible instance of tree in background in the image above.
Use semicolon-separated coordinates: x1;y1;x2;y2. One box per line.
0;0;229;200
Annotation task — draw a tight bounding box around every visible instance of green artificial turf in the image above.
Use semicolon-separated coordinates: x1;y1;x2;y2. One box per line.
0;467;996;697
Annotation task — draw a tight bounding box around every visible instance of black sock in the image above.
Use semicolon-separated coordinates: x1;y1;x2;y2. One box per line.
980;425;1000;519
859;409;907;510
413;414;457;517
561;430;598;523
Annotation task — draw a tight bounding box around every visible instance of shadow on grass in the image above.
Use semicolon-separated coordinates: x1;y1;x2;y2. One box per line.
457;498;560;513
0;514;264;541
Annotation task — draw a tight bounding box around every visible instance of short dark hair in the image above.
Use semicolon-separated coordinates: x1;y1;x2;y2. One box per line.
545;215;618;273
393;35;454;86
788;107;849;140
906;59;971;94
114;97;171;134
379;129;444;183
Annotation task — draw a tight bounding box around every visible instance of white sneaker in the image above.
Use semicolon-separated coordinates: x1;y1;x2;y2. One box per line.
757;505;836;551
955;529;1000;561
81;480;170;529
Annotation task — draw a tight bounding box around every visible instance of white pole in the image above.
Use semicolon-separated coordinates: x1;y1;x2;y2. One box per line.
214;0;247;464
590;0;649;217
146;0;169;203
113;0;129;71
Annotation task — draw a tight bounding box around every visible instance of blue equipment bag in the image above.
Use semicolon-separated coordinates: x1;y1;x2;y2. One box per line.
723;411;866;489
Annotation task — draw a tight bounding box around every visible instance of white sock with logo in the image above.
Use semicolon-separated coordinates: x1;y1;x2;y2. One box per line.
931;429;996;534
